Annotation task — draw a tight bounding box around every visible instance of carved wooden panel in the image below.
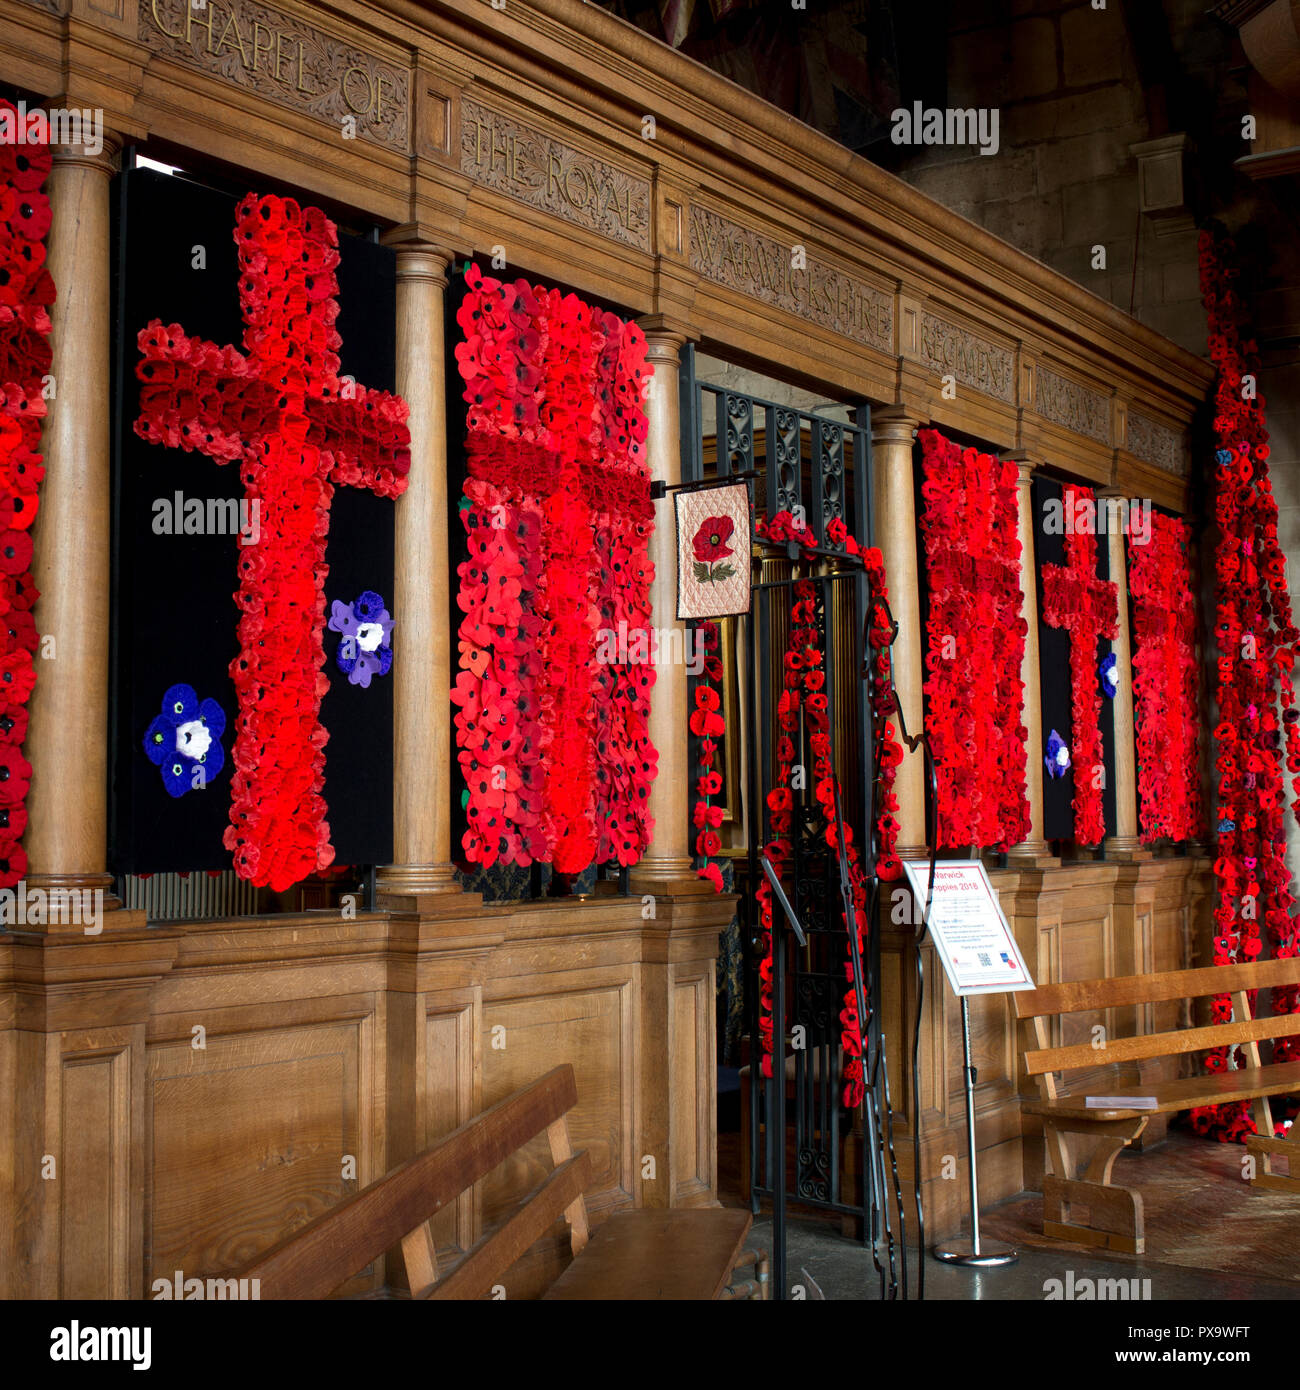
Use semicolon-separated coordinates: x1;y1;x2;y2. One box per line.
1058;903;1114;1052
688;202;893;351
424;1001;477;1256
139;0;410;152
60;1038;132;1298
461;97;651;251
145;1010;376;1291
480;983;634;1224
670;967;713;1201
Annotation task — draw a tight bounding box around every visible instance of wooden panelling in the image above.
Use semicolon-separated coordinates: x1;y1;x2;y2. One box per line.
60;1036;132;1298
423;1000;478;1256
145;1007;377;1292
670;967;714;1203
481;982;635;1222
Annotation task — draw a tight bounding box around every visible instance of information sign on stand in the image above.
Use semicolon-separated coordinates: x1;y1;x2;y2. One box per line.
904;860;1035;1269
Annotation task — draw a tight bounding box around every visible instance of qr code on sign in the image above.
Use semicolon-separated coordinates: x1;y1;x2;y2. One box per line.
977;952;992;968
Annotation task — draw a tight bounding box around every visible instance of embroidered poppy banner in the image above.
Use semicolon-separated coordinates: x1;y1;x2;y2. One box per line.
452;263;656;873
917;428;1029;849
676;480;751;620
0;99;54;888
109;169;399;883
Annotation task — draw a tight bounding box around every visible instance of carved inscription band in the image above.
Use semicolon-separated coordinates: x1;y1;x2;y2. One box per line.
688;203;892;352
1127;410;1187;477
918;310;1013;403
1035;364;1110;445
140;0;409;152
460;98;651;252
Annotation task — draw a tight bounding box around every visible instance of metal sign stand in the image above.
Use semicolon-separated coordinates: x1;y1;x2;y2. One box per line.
932;993;1017;1268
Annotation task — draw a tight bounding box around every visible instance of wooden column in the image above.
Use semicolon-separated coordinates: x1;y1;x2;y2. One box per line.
376;245;460;898
629;323;702;893
1005;454;1056;865
871;409;926;856
23;139;119;915
1100;488;1148;860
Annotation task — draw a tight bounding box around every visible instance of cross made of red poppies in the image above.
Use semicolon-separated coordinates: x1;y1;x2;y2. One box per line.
1041;487;1118;840
135;193;410;890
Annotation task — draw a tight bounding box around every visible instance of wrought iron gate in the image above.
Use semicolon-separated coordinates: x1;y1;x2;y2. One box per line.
679;347;908;1293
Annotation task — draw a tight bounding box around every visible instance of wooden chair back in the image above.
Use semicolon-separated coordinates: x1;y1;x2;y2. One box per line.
1014;957;1300;1081
242;1063;591;1299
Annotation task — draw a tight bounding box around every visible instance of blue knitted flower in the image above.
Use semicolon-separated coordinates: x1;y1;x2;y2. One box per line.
1099;652;1118;699
143;684;226;798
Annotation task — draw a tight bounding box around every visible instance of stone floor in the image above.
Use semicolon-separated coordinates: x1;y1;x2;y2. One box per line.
723;1125;1300;1301
745;1213;1300;1301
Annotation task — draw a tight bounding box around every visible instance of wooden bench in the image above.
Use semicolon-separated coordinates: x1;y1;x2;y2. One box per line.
240;1063;767;1300
1015;957;1300;1254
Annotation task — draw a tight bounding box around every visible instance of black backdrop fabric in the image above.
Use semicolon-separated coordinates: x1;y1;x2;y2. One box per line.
1033;476;1118;845
108;168;396;875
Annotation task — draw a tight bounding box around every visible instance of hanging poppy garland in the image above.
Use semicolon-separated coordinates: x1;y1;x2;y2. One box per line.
752;511;903;1108
1041;485;1119;847
0;101;55;887
1126;511;1202;844
1192;230;1300;1142
917;430;1029;849
691;618;727;892
452;262;656;872
135;193;412;890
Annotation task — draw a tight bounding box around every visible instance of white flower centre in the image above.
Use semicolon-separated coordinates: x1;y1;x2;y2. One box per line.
176;719;212;760
1055;747;1070;766
1105;667;1118;687
355;621;385;653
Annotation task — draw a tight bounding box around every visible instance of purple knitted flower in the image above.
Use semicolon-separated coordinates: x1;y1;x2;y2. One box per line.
1045;729;1071;779
329;591;394;689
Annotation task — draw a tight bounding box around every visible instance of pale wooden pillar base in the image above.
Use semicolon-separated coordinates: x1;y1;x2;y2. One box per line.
1006;844;1061;869
374;864;461;898
627;866;716;897
1104;836;1153;863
